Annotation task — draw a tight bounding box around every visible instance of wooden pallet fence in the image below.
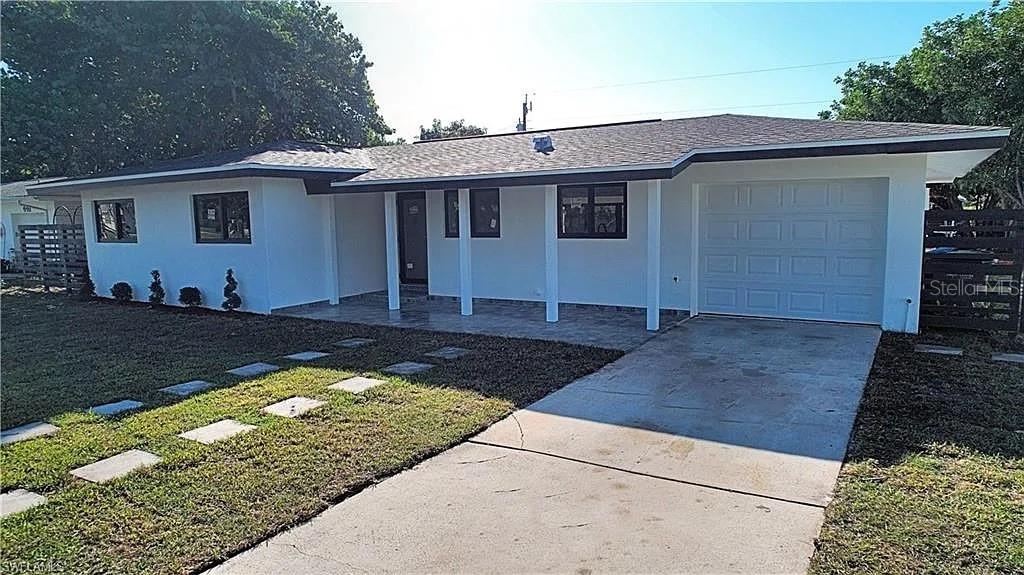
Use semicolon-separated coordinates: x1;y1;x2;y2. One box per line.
14;224;89;292
921;209;1024;331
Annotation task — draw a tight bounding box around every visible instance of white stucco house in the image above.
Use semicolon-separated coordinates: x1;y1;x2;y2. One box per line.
0;178;80;262
27;114;1009;333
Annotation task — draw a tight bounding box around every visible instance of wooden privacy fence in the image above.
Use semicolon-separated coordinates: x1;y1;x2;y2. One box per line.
921;209;1024;331
15;224;89;292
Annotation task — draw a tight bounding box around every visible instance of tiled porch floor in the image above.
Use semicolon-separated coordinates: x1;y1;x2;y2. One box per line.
277;293;684;351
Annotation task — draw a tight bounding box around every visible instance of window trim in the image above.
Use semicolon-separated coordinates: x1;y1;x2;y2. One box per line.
443;188;501;238
192;191;252;244
93;198;138;243
557;183;628;239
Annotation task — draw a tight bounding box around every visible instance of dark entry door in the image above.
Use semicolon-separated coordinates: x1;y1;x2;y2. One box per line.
397;192;428;284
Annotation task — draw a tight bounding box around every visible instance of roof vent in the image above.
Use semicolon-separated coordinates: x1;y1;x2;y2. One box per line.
533;135;554;154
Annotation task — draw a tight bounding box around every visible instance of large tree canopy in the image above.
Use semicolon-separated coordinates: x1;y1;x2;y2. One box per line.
821;2;1023;208
418;118;486;141
0;0;391;181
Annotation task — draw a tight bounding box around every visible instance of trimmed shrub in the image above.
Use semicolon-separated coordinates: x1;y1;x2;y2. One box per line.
78;267;96;300
148;269;165;305
111;282;132;303
178;286;202;307
222;268;242;311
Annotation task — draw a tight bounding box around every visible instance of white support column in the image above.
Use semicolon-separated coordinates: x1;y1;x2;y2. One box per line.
646;180;662;331
882;155;928;333
323;195;340;305
544;184;559;322
458;188;473;315
689;183;701;317
383;191;400;311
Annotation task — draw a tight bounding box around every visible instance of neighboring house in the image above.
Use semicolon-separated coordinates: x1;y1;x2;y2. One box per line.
28;114;1009;332
0;178;80;262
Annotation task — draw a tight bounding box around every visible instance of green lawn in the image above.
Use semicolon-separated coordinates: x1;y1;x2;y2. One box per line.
0;285;620;574
810;328;1024;574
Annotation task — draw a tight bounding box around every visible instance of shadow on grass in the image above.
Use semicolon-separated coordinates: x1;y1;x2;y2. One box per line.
844;329;1024;467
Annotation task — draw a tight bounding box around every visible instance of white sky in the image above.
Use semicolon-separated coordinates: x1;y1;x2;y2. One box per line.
330;1;983;141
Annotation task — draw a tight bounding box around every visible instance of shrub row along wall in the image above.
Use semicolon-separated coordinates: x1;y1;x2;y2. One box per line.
921;209;1024;332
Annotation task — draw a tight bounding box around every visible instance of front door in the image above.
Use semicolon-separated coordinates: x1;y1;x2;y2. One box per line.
397;192;428;284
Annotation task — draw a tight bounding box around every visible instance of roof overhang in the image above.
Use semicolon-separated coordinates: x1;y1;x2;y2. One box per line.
27;163;368;195
925;148;1004;183
320;130;1009;194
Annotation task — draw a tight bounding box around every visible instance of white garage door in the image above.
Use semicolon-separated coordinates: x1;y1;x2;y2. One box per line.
699;178;887;324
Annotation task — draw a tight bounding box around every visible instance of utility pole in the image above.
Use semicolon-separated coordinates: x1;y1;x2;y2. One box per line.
516;93;533;132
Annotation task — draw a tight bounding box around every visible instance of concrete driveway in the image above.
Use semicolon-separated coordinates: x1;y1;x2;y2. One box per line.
209;316;880;574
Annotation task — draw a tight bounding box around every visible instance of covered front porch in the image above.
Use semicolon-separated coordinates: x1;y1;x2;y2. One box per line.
316;179;674;342
278;286;682;351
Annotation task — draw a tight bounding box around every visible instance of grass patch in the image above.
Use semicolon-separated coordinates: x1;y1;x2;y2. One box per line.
0;285;620;574
810;328;1024;575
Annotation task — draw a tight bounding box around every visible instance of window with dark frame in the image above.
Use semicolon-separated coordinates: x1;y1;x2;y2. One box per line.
444;188;501;238
557;183;627;238
192;191;251;243
94;199;137;242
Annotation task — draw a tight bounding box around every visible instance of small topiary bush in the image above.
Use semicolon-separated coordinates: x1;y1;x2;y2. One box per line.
222;268;242;311
111;281;132;303
148;269;165;305
78;267;96;301
179;286;202;307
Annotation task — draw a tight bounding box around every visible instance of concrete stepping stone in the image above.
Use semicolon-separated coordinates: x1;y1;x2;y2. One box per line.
383;361;435;375
70;449;162;483
284;351;330;361
227;362;280;377
991;352;1024;364
329;376;386;394
425;346;472;360
261;396;325;418
914;344;962;356
1;489;47;517
159;380;213;396
179;419;256;445
1;422;59;445
334;337;375;349
90;400;144;416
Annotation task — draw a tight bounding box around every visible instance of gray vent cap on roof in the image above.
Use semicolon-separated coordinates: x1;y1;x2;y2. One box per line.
533;135;554;154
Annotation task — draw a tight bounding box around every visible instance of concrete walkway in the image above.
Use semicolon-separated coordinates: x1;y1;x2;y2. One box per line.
209;316;880;574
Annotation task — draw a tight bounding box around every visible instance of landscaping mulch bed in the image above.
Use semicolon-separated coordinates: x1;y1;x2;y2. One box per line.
0;285;621;574
810;328;1024;575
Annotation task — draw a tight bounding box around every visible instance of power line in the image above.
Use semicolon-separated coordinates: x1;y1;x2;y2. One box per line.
545;98;834;125
542;54;901;94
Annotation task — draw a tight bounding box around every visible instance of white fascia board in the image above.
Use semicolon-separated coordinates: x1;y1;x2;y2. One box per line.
331;129;1011;189
27;163;369;191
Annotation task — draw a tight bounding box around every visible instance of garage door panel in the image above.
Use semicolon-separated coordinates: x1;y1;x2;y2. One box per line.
747;255;782;276
749;184;784;208
791;256;827;278
700;283;881;322
792;184;830;208
792;220;828;242
700;178;887;324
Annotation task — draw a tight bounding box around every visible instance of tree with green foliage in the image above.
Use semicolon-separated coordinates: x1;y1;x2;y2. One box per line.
0;1;391;181
821;1;1022;208
418;119;487;141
